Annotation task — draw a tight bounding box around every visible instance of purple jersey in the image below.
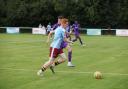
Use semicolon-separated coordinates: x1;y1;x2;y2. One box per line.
66;24;71;33
60;28;69;49
52;23;60;30
72;23;80;36
60;41;68;49
66;25;71;38
52;23;69;49
60;32;68;49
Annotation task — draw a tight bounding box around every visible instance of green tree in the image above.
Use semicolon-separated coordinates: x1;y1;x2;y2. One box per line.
0;0;128;28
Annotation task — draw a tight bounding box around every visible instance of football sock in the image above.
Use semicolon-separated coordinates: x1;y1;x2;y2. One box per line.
41;67;46;71
72;38;77;42
55;61;60;66
68;51;72;62
78;37;83;45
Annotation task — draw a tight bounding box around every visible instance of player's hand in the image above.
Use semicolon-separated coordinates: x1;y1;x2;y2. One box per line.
69;41;74;44
69;41;74;46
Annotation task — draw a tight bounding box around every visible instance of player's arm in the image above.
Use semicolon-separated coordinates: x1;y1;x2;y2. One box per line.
46;31;54;43
70;25;75;34
64;37;73;43
63;32;73;43
70;28;73;34
65;31;70;36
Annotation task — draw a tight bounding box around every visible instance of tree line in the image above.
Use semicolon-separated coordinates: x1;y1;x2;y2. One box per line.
0;0;128;28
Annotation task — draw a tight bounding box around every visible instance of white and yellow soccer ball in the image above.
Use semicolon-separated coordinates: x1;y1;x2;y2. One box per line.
94;71;102;79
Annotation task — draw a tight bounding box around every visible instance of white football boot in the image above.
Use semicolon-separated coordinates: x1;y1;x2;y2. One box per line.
67;62;75;67
37;69;44;76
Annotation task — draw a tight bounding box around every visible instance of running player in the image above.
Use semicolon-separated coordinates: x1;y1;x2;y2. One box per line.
37;18;73;76
48;16;75;67
72;21;85;46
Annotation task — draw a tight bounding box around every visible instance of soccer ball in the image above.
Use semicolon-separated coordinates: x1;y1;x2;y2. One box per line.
94;71;102;79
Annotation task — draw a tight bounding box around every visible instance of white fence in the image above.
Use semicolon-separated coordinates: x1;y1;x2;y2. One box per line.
0;27;128;36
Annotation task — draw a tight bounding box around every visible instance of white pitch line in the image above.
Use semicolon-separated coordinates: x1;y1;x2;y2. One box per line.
56;71;128;76
0;67;128;76
0;40;46;44
0;68;36;71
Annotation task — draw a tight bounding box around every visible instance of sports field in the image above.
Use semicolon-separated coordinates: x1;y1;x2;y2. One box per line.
0;34;128;89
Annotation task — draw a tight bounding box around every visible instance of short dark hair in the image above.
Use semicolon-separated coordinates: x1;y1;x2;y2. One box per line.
58;16;64;19
61;18;68;24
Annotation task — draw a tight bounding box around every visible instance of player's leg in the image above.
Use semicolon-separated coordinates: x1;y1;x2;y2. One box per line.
77;35;83;45
37;47;57;76
53;49;67;66
37;58;55;76
66;44;75;67
72;35;77;42
49;52;67;73
49;49;66;74
77;35;85;46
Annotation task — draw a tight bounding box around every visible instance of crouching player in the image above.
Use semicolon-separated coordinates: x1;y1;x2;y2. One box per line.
37;18;73;76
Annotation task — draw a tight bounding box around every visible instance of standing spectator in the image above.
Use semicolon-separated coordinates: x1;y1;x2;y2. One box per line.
46;22;52;35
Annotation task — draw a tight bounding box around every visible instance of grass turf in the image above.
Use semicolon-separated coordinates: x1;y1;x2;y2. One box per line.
0;34;128;89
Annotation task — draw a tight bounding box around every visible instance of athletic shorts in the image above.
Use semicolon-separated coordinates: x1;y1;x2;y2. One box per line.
75;33;79;37
49;47;64;58
61;42;68;49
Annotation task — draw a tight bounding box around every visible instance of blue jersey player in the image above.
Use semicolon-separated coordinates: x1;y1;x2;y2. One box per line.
48;17;75;67
37;18;73;76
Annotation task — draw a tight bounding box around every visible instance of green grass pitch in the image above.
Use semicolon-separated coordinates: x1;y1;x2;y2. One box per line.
0;34;128;89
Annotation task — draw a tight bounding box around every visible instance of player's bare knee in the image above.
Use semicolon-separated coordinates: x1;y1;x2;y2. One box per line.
68;48;72;52
63;58;66;62
60;53;67;61
49;58;55;64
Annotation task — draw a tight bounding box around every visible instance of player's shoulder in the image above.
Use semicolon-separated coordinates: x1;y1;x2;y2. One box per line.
55;26;61;31
56;26;64;30
60;26;65;32
54;26;65;32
